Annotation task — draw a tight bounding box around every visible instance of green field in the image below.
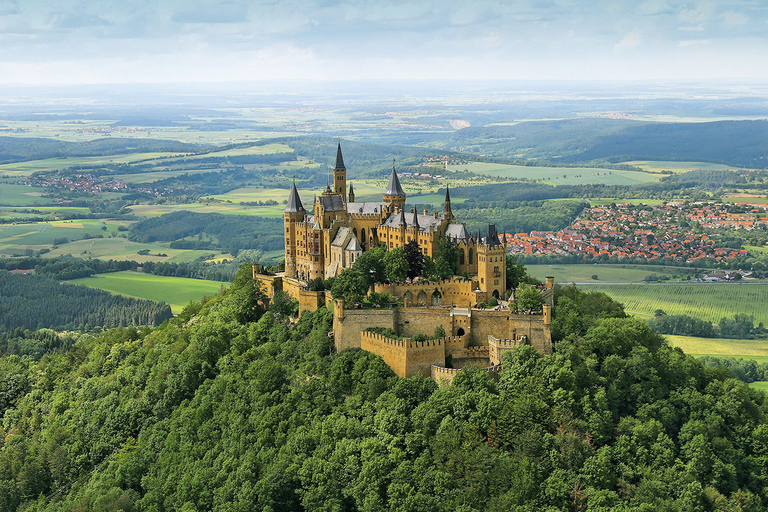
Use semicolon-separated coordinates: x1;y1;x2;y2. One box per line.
721;196;768;205
0;153;183;176
749;381;768;392
73;271;227;314
42;237;221;263
0;220;128;255
579;283;768;325
624;160;741;174
127;202;287;218
528;264;690;283
0;183;55;206
447;162;660;186
588;198;667;206
667;334;768;359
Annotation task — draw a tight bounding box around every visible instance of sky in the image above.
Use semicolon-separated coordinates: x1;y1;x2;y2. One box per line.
1;0;768;85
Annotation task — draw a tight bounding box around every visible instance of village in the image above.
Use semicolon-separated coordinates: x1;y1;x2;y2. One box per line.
502;201;767;264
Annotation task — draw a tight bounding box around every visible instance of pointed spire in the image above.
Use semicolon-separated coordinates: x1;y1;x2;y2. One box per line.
348;183;355;202
334;141;345;170
284;181;304;213
444;186;453;218
385;159;405;196
410;210;420;229
486;224;501;246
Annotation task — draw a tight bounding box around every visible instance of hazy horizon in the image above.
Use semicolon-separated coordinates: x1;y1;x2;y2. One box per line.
2;1;768;85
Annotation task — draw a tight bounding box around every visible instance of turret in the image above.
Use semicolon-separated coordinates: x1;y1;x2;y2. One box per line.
333;142;347;201
476;224;506;300
284;181;306;279
444;186;453;221
348;183;355;203
383;159;406;210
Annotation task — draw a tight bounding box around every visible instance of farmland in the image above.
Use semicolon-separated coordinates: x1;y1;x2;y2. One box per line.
447;162;661;186
623;160;742;174
579;282;768;325
667;334;768;360
527;264;691;283
73;271;227;314
42;237;221;262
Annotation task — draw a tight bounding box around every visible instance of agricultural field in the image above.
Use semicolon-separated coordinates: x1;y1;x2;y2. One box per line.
0;153;183;177
0;219;128;256
73;271;227;314
527;264;692;283
446;162;660;186
0;183;54;206
749;381;768;393
624;160;741;174
588;198;667;206
42;237;222;263
579;282;768;325
720;196;768;205
667;334;768;360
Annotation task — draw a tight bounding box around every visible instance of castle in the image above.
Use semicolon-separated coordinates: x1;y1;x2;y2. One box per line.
254;143;553;383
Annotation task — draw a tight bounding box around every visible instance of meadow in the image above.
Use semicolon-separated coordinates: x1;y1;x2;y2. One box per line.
667;334;768;360
42;237;221;263
527;264;691;283
446;162;660;186
579;282;768;325
0;153;183;177
623;160;741;174
0;220;128;256
73;271;227;314
0;183;55;206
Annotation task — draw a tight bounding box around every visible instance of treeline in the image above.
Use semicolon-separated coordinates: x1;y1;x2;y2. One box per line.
0;328;78;360
649;313;767;340
3;276;768;510
700;356;768;384
0;256;239;282
0;271;173;331
451;199;586;234
129;211;284;255
0;136;206;164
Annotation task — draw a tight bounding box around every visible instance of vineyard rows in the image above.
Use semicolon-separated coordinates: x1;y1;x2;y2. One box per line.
579;283;768;325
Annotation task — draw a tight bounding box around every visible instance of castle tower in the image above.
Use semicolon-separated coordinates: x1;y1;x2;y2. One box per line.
444;186;453;222
383;159;406;210
333;142;347;202
477;224;506;300
284;181;306;279
348;183;355;203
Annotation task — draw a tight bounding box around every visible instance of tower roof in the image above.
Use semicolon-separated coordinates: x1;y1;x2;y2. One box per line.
349;183;354;195
486;224;502;246
385;160;405;196
284;181;304;213
334;142;345;170
445;186;451;203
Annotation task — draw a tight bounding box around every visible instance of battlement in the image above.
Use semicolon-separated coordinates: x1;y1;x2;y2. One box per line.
348;212;385;220
431;363;502;386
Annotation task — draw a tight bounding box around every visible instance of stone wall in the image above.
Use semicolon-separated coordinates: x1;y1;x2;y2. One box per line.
334;304;396;352
359;331;448;378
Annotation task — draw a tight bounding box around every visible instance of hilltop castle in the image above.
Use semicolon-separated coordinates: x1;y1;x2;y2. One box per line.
254;143;553;383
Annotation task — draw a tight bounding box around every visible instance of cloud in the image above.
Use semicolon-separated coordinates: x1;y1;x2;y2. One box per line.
679;39;710;47
721;11;748;27
48;11;111;29
0;0;18;15
172;2;249;24
639;0;674;16
614;28;642;50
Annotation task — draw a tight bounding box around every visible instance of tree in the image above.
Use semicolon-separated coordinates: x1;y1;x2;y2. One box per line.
434;238;459;277
506;254;529;290
331;268;368;304
353;244;387;285
404;239;425;280
515;284;544;312
384;247;408;282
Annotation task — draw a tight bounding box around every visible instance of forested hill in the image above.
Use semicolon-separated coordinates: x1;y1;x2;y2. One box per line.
432;118;768;168
0;136;207;164
0;271;173;331
2;267;768;511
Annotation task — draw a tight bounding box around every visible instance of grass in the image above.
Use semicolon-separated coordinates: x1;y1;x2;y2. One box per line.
447;162;661;186
0;184;55;206
667;334;768;358
527;264;691;283
72;271;227;314
579;283;768;325
42;237;220;263
721;196;768;205
588;198;667;206
749;381;768;392
0;220;123;254
127;202;287;218
0;153;183;176
624;160;741;174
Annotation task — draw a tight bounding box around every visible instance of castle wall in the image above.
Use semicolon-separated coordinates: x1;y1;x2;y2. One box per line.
333;304;396;352
375;278;479;308
360;332;408;377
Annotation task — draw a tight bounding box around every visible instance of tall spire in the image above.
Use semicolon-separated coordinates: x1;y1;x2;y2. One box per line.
334;141;345;170
348;182;355;202
444;186;453;218
284;181;304;213
385;158;405;196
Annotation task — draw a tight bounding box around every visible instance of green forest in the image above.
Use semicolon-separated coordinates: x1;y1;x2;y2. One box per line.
1;267;768;511
0;271;173;331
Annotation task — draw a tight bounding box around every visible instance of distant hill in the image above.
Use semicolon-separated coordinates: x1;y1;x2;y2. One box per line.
0;136;209;164
430;118;768;168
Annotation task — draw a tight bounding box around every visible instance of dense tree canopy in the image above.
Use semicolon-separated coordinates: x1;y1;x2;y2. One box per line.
1;268;768;512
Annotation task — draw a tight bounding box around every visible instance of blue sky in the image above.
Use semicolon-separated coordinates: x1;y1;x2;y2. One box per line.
1;0;767;84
